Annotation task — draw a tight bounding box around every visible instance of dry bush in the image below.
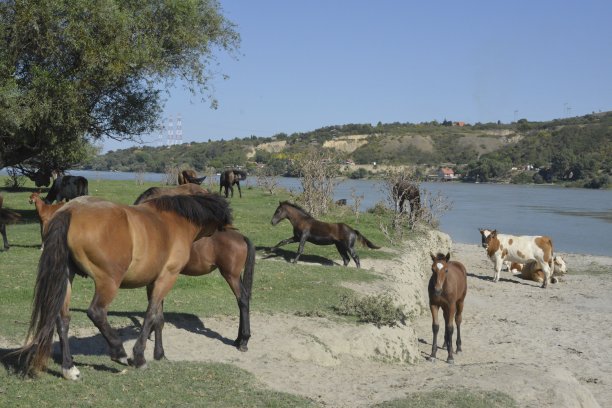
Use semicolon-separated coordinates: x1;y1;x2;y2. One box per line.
295;150;340;217
256;166;279;195
164;165;180;185
3;168;27;189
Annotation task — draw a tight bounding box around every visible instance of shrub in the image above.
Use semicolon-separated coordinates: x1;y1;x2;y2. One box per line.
334;294;406;327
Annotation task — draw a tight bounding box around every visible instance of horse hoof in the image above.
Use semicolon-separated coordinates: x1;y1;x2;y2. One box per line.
62;366;81;380
112;356;129;366
426;356;436;363
447;358;455;364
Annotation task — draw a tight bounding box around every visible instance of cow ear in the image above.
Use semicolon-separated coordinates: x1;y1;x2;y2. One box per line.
491;230;497;237
445;252;451;262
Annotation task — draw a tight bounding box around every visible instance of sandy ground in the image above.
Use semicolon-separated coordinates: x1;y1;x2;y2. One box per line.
3;233;612;407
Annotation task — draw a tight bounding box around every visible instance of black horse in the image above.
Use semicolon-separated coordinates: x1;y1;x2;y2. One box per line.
270;201;380;268
393;180;421;215
0;194;20;251
44;175;89;204
219;169;247;198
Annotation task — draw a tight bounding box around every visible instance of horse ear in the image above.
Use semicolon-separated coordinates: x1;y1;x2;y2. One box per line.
430;253;436;262
445;252;451;262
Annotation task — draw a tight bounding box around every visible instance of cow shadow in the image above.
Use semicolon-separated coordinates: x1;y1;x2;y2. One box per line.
256;245;337;266
467;272;535;287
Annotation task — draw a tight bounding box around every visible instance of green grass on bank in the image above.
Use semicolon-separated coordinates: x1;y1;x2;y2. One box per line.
0;177;516;407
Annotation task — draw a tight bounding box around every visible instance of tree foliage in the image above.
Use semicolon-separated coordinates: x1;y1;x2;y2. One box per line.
0;0;239;173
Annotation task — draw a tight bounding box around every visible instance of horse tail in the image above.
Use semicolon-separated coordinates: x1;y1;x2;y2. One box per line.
0;207;20;224
17;210;72;376
240;235;255;304
355;230;381;249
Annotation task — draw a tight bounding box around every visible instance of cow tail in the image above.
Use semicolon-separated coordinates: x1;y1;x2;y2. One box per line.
16;210;72;376
355;230;381;249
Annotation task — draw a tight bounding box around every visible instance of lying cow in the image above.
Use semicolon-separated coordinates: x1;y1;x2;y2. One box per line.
509;255;567;284
479;228;554;288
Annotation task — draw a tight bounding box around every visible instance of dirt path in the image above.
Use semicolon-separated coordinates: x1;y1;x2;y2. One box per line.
115;240;611;407
4;237;611;407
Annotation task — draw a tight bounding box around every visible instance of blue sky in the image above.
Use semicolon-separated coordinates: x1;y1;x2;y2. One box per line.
102;0;612;152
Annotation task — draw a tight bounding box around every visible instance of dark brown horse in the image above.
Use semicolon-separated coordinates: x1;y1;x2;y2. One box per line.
0;194;21;251
220;169;247;198
427;252;467;364
134;185;255;352
393;181;421;215
16;194;231;379
270;201;380;268
178;169;207;185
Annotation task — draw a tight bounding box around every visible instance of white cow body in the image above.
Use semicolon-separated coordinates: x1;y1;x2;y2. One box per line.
479;229;554;288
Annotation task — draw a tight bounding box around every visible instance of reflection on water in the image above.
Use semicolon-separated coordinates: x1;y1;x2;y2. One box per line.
525;205;612;223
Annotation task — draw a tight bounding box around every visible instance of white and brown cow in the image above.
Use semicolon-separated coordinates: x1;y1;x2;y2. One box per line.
479;229;554;288
509;255;567;284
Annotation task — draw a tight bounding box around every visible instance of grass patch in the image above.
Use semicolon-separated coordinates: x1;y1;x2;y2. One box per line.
375;389;517;408
0;355;316;407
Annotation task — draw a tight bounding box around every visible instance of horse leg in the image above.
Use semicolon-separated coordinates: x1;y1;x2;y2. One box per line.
1;223;8;250
347;234;360;268
86;282;128;365
293;235;308;263
455;299;464;353
146;284;166;360
57;276;80;380
335;243;351;266
221;268;250;351
445;304;456;364
273;237;296;249
428;304;440;361
132;274;179;368
236;182;242;198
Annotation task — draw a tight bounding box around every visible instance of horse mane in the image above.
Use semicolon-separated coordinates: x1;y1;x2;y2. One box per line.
133;187;162;205
280;201;313;218
147;194;232;227
432;252;448;261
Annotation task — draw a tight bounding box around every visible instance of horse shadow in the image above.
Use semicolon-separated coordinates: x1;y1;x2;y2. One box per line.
256;245;338;266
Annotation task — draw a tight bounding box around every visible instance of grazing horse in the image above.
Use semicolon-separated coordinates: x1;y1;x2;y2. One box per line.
219;169;247;198
29;191;65;248
133;183;209;204
392;180;421;215
134;185;254;351
44;175;88;203
0;194;21;251
16;194;232;380
270;201;380;268
428;252;467;364
178;169;207;185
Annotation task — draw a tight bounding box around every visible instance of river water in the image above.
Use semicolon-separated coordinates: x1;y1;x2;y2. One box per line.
6;169;612;256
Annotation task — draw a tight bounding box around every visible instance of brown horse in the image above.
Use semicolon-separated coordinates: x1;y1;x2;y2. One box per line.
219;169;247;198
270;201;380;268
16;194;232;380
134;185;255;352
0;194;21;251
178;169;207;185
133;183;209;204
393;180;421;215
427;252;467;364
29;191;65;248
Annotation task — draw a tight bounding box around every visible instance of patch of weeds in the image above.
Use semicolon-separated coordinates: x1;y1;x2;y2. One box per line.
334;293;406;327
294;310;328;318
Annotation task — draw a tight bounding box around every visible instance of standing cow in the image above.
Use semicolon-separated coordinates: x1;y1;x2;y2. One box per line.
44;175;89;204
479;228;554;288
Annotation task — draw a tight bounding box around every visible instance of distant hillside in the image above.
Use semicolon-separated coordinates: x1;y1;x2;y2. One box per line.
84;112;611;187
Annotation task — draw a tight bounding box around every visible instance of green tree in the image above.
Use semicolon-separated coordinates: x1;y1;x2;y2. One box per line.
0;0;239;173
